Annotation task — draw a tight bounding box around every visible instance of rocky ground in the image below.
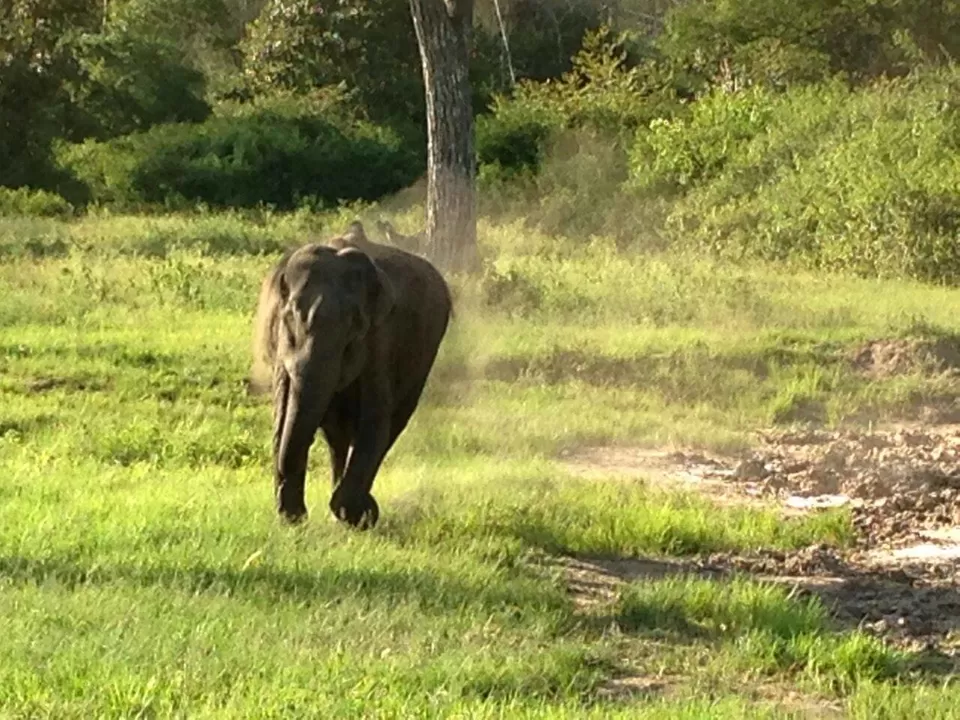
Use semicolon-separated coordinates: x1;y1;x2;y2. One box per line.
733;425;960;548
559;422;960;659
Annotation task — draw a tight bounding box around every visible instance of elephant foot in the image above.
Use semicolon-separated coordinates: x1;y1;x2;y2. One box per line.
276;488;308;525
278;504;308;525
329;489;379;530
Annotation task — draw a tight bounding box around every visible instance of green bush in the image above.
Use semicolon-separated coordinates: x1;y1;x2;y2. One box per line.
57;93;423;210
657;0;960;91
240;0;425;128
475;26;683;243
476;113;551;181
629;85;776;193
486;27;683;142
0;187;75;218
69;32;212;140
630;66;960;283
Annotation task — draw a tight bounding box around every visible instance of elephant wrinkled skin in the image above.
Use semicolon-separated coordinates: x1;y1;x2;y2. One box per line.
251;221;453;529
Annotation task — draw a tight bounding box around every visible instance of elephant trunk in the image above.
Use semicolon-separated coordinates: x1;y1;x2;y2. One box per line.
273;356;339;522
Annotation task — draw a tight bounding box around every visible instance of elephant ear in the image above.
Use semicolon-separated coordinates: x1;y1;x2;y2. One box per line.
336;247;395;328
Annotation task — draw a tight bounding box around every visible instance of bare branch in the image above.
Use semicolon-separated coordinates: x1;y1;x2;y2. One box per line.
492;0;515;86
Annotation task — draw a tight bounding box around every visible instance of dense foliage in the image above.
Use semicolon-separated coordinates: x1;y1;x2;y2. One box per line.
630;70;960;282
58;91;422;210
239;0;425;126
3;0;959;281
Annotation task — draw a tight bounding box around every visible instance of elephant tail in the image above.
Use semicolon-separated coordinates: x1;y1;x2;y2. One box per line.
250;252;291;395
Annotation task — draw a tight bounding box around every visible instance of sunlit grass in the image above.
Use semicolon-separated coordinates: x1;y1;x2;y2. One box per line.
619;576;901;693
0;210;957;715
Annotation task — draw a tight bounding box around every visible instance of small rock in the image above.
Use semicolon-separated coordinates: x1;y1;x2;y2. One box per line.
734;458;769;481
931;446;951;462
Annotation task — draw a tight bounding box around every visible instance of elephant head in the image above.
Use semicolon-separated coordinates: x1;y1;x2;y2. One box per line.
267;244;395;522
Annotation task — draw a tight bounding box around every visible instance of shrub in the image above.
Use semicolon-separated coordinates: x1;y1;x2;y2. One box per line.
57;92;423;211
240;0;424;127
630;66;960;283
69;32;212;140
476;113;551;181
485;26;683;143
476;27;683;244
657;0;960;90
629;84;777;193
0;187;75;218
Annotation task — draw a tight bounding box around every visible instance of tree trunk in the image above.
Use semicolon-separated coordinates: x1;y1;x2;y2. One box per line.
408;0;479;274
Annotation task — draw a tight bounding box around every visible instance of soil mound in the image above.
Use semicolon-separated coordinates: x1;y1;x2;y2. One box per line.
851;337;960;379
735;426;960;547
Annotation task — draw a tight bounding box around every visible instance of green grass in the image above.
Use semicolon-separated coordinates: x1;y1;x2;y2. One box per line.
619;577;901;693
0;209;958;716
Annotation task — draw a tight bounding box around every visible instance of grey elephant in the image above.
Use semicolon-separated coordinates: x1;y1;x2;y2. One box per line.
251;221;452;529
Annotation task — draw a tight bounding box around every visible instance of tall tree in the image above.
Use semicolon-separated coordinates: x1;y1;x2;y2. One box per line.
0;0;102;187
408;0;479;273
242;0;424;125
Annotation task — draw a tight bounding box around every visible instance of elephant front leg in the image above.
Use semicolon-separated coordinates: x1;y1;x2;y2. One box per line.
275;445;310;523
329;410;391;530
273;369;318;524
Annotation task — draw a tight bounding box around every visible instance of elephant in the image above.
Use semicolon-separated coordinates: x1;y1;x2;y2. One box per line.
250;220;453;529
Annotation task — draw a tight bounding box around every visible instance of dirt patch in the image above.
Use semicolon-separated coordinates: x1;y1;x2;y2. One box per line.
555;549;960;659
558;425;960;657
753;687;845;719
851;337;960;379
595;674;679;702
558;446;773;510
553;556;842;713
557;555;697;611
735;426;960;550
562;425;960;550
701;545;960;657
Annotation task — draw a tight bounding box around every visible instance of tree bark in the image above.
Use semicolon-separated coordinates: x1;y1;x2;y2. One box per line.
408;0;479;274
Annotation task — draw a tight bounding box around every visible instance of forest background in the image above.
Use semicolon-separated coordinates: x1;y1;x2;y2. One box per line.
3;0;959;282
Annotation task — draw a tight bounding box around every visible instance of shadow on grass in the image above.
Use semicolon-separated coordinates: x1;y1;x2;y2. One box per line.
432;348;773;389
0;551;569;620
429;336;860;388
0;414;59;439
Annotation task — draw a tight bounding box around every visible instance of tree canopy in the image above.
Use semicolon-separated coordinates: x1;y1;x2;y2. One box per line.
3;0;958;235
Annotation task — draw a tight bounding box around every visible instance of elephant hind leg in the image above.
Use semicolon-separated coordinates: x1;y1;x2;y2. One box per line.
387;377;431;448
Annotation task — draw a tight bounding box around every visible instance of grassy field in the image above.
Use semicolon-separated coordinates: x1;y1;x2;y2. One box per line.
1;209;959;717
